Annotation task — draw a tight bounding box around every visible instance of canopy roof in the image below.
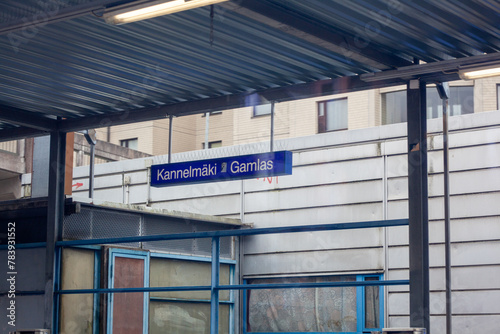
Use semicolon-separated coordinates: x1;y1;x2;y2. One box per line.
0;0;499;141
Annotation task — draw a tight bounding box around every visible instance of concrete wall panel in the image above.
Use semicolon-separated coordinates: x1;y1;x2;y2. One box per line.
244;228;383;254
243;247;383;276
240;202;384;227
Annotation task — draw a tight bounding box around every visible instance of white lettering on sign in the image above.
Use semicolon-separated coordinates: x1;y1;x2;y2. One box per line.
230;159;273;173
156;163;217;181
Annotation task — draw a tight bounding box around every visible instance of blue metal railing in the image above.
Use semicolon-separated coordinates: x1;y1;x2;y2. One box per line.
4;218;410;334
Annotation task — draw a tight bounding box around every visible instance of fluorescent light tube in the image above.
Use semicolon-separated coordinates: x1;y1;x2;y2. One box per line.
459;64;500;80
104;0;229;25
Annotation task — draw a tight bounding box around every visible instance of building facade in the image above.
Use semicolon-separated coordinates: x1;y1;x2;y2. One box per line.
98;77;500;156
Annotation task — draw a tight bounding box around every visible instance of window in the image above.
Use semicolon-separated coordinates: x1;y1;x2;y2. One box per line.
202;111;223;117
245;274;383;333
382;90;407;124
497;84;500;110
60;248;236;334
107;249;150;334
203;140;222;149
318;98;348;133
60;247;100;334
427;86;474;118
120;138;138;150
382;86;474;125
149;255;233;334
253;104;272;117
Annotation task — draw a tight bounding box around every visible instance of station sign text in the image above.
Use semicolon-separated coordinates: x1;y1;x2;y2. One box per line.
151;151;293;187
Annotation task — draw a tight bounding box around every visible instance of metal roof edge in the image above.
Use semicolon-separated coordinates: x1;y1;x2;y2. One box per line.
75;198;244;227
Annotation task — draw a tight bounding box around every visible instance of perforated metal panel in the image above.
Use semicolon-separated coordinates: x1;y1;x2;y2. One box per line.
194;222;233;259
143;215;196;255
143;215;233;258
63;205;236;259
63;207;141;248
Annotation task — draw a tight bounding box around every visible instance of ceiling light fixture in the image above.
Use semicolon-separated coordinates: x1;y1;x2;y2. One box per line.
103;0;229;25
458;63;500;80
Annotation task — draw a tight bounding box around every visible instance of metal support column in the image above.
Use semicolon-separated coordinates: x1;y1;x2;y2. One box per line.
211;237;220;334
205;112;210;150
168;114;173;163
44;130;66;331
270;101;275;152
89;142;95;198
436;81;452;334
83;130;96;199
406;80;430;332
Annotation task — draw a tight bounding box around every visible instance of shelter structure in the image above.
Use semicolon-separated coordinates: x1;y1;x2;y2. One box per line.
0;1;500;333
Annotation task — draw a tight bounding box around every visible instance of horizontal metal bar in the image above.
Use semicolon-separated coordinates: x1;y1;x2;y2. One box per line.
57;75;412;134
0;105;58;131
56;219;408;247
0;242;47;250
150;297;234;305
150;252;237;265
56;286;212;295
56;279;409;295
0;0;120;35
0;126;48;142
361;52;500;82
219;279;409;290
0;290;45;296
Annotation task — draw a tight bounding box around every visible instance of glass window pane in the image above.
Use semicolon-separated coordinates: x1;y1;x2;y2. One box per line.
60;248;95;334
247;276;357;332
497;85;500;110
120;138;138;150
210;141;222;148
382;90;407;124
427;86;474;118
426;87;442;119
150;258;231;301
450;86;473;116
364;277;380;329
254;104;272;116
325;98;348;131
203;141;223;149
318;102;325;117
149;301;229;334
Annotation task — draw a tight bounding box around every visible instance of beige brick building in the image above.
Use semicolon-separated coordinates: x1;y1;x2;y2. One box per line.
98;77;500;155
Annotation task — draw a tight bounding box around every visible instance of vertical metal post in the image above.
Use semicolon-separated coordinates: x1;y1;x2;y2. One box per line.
407;79;430;332
89;141;95;199
211;237;220;334
44;130;66;331
83;130;96;199
382;145;390;326
435;81;452;334
240;180;245;222
168;114;173;163
270;101;275;152
443;97;452;334
205;112;210;149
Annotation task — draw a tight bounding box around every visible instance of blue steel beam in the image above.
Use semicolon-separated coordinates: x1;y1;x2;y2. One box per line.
218;280;410;290
211;237;220;334
0;242;47;250
55;219;409;247
54;279;409;295
56;286;212;295
3;218;408;250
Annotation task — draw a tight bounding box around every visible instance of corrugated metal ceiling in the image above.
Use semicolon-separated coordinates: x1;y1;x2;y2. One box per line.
0;0;499;138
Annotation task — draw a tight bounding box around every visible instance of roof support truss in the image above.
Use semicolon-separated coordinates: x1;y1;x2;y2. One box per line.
221;0;413;70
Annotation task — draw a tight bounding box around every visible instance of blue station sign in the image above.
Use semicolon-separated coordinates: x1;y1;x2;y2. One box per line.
151;151;293;187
